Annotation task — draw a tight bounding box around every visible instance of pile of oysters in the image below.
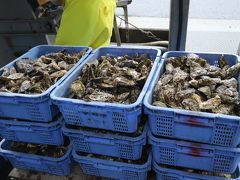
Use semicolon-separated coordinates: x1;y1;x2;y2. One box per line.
10;141;69;158
153;54;240;116
0;49;86;94
69;54;153;104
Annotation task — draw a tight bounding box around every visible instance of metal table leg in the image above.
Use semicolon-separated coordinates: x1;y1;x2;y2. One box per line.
169;0;190;51
123;5;130;42
113;14;121;46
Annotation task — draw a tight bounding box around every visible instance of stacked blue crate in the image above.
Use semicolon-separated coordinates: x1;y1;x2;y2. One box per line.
144;51;240;179
0;139;72;176
51;46;161;179
0;45;91;122
153;161;240;180
0;45;91;176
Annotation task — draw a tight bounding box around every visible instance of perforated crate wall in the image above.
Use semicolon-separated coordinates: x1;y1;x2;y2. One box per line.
213;155;234;172
112;112;128;132
25;103;44;121
123;170;146;180
159;147;175;165
47;165;65;175
61;106;82;126
212;123;236;146
71;138;90;152
80;163;100;176
158;174;178;180
155;115;174;137
117;144;134;159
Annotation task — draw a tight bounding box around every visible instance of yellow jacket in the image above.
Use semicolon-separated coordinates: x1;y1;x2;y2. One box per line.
55;0;116;49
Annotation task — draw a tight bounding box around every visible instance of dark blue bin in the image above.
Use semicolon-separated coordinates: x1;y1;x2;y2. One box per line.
72;150;151;180
0;139;72;176
153;161;240;180
51;46;161;132
148;131;240;173
62;124;147;160
0;45;91;122
0;115;64;145
144;51;240;147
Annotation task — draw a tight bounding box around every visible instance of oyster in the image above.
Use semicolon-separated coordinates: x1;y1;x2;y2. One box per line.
87;91;115;102
10;141;69;158
189;76;221;87
153;54;240;116
69;54;153;104
158;73;173;86
182;97;200;111
216;85;239;103
221;78;237;88
190;61;208;78
222;63;240;79
70;80;85;98
50;70;67;82
0;49;87;94
206;65;221;77
19;80;31;93
113;76;136;87
172;67;188;83
124;68;141;80
117;60;138;68
175;88;196;101
212;104;234;115
165;63;174;73
58;61;68;70
16;59;34;73
153;101;167;107
2;67;10;76
198;86;211;98
199;95;221;110
219;54;228;68
129;88;141;103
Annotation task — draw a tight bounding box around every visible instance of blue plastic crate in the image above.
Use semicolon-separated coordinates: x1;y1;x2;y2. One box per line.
0;115;64;145
72;150;151;180
148;131;240;173
144;51;240;147
51;46;161;133
0;139;72;176
0;45;92;122
153;161;240;180
62;123;147;160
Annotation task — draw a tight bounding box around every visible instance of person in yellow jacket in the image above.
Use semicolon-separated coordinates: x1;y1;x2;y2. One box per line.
38;0;116;49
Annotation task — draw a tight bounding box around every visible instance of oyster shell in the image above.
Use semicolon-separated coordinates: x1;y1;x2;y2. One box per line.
198;86;211;98
70;80;85;98
0;49;86;94
199;95;221;110
153;54;240;116
173;67;188;83
69;54;153;104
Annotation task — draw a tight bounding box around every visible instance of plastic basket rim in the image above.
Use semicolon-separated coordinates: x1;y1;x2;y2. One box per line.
50;46;161;109
91;46;162;55
148;131;240;152
0;45;92;99
162;51;239;58
62;123;148;142
152;161;240;180
72;149;152;169
0;115;63;127
0;139;72;162
143;51;240;121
